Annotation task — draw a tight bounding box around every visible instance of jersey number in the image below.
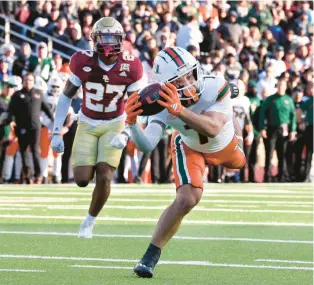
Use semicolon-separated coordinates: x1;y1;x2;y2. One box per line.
184;125;209;145
85;82;126;113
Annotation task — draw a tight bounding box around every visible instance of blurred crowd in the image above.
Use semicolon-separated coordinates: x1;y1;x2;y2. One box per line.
0;0;313;183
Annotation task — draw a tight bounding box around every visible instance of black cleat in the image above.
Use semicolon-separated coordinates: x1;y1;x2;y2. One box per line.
133;262;154;278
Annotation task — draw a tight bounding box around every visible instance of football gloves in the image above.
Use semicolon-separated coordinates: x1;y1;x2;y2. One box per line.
157;83;183;116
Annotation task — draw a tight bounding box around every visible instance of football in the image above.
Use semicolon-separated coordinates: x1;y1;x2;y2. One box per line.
138;83;165;116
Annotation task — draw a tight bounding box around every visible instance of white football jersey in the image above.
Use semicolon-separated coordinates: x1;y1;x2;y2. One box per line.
41;93;58;129
232;95;251;130
149;75;235;153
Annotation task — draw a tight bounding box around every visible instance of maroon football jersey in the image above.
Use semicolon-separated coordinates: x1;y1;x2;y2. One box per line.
70;50;143;120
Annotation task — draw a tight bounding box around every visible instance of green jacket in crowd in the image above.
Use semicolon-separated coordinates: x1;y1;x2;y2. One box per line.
247;94;261;137
301;97;313;126
259;93;296;132
23;56;55;82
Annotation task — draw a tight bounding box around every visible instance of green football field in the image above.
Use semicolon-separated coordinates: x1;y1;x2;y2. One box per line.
0;183;313;285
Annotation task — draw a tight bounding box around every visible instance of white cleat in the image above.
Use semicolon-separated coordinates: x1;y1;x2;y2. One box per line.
78;221;95;238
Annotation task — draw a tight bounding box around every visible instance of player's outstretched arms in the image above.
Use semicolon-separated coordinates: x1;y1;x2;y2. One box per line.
157;83;227;137
110;93;164;152
51;79;79;153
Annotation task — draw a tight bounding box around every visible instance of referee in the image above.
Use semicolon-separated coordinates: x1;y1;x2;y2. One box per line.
7;73;53;184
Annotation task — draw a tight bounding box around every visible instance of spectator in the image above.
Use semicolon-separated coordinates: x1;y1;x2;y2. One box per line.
0;44;15;73
259;79;296;182
301;82;314;182
62;2;78;22
287;88;306;181
0;56;11;83
175;0;197;25
12;42;31;77
200;16;222;53
269;46;287;78
68;23;90;51
45;7;61;32
176;14;203;52
225;53;242;80
23;42;56;82
159;11;180;33
256;63;277;99
218;10;243;51
247;2;273;33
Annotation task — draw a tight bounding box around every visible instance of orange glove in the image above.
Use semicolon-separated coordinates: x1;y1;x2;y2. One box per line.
157;82;183;116
125;92;143;125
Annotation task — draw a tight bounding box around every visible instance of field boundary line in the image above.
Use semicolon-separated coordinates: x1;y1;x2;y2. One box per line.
0;268;46;272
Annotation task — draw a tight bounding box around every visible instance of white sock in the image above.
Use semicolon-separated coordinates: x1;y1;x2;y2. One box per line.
84;213;96;224
15;152;22;180
3;155;14;180
53;156;62;176
40;157;49;178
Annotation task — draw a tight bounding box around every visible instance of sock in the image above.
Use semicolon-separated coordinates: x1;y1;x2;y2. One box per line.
84;213;96;224
40;157;49;178
140;243;161;267
3;155;14;180
15;152;22;180
53;156;62;176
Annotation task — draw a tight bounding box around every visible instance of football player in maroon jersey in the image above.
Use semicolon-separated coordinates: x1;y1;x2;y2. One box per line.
51;17;143;238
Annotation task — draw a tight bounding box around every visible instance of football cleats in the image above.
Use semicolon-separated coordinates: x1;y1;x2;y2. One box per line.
91;17;125;56
153;47;204;107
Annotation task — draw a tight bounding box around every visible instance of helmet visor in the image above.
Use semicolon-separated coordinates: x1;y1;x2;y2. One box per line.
95;34;122;44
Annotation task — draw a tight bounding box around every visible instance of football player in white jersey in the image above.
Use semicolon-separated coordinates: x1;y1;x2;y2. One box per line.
111;47;246;278
231;79;254;182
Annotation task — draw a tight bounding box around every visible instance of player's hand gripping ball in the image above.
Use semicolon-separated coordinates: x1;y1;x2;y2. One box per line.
137;83;166;116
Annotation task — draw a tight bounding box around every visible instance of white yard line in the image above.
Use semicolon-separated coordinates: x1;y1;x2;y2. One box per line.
0;269;46;272
1;197;313;205
70;265;133;270
0;231;312;244
255;259;314;264
0;207;31;211
0;255;311;271
69;263;313;271
0;214;312;226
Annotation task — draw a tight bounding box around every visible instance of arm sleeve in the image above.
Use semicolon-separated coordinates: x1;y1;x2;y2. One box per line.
52;93;72;134
130;122;164;153
289;99;297;132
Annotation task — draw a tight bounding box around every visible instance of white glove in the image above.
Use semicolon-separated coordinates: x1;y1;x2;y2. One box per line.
110;132;129;149
51;134;64;153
